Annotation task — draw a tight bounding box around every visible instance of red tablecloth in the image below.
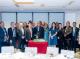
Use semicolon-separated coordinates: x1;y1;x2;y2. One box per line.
28;40;48;54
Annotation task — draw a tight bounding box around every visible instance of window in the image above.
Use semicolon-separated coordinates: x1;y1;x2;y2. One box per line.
33;13;48;23
2;13;16;29
17;13;32;22
49;13;64;27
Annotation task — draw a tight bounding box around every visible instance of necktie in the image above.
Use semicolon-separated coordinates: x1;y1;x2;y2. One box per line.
13;29;16;37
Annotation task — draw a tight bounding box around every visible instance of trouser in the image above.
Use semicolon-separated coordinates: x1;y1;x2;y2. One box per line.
18;39;26;52
12;37;17;48
9;37;17;48
0;44;1;53
0;40;4;53
79;45;80;50
64;38;72;50
58;39;63;53
71;37;77;52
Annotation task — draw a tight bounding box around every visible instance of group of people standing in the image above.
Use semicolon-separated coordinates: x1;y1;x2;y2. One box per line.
0;20;80;53
49;21;80;53
0;21;46;52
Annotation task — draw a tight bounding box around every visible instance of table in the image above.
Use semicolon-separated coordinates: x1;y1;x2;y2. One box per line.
28;40;48;54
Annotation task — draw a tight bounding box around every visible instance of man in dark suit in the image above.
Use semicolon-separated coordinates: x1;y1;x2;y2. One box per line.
32;21;44;39
71;22;79;53
0;21;7;53
17;22;31;52
32;26;37;39
16;22;25;52
8;22;17;49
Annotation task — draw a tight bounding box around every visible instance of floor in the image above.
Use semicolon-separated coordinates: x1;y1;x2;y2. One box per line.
75;48;80;59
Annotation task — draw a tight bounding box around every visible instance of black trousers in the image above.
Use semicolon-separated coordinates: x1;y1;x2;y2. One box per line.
71;37;77;52
0;41;3;53
8;37;17;48
12;37;17;48
18;39;27;52
58;39;63;53
79;45;80;50
64;38;72;50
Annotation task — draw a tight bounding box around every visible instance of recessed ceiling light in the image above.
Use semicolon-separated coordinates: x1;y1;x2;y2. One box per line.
40;4;45;7
15;4;20;7
68;1;75;5
13;0;34;4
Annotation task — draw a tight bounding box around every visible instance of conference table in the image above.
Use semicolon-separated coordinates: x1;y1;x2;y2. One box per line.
28;39;48;54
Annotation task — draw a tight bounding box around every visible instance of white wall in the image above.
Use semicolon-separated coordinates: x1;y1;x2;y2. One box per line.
65;11;80;27
65;12;76;26
76;12;80;27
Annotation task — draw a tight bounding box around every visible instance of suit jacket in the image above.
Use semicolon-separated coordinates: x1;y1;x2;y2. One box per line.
0;27;7;42
24;28;31;41
16;28;23;41
16;28;31;41
32;26;44;39
8;27;17;40
32;27;37;39
72;27;79;39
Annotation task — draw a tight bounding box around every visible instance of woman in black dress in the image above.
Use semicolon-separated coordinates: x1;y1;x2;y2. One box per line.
57;23;64;54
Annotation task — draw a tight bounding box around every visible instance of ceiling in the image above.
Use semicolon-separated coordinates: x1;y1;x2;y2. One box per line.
0;0;80;12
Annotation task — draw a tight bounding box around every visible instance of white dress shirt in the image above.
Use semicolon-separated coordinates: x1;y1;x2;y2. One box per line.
21;28;24;35
73;27;76;36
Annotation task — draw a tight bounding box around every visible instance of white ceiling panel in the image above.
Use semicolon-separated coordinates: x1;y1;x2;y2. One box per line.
0;0;80;12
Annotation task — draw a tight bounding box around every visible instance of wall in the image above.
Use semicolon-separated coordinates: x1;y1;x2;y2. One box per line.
65;11;80;27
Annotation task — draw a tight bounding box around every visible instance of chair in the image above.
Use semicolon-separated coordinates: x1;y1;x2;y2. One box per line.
1;46;14;53
61;49;74;58
47;47;59;55
25;47;37;55
61;50;68;55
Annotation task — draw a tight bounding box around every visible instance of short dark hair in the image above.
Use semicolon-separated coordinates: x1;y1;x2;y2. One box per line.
11;22;14;24
73;22;76;24
28;20;33;24
26;25;29;28
59;23;62;25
